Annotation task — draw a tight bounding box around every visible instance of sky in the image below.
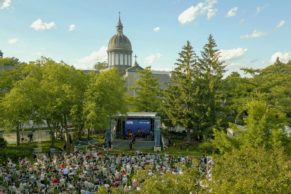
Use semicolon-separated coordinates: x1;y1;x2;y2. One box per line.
0;0;290;73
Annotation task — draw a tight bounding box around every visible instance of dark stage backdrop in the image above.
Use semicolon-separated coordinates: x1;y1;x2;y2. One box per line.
124;119;151;136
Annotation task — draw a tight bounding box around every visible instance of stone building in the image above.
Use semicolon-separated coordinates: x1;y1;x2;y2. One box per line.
105;15;170;96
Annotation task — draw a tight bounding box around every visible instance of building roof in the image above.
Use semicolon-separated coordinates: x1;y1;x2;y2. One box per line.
107;15;132;52
126;61;143;72
151;70;171;75
114;112;158;118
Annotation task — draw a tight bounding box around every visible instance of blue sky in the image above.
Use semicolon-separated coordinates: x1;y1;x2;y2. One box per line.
0;0;290;72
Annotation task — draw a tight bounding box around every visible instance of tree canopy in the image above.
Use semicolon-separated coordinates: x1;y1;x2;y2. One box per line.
0;58;127;146
131;66;162;112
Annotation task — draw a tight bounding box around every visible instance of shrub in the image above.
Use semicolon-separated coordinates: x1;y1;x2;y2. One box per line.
209;147;291;194
0;137;7;149
199;141;216;154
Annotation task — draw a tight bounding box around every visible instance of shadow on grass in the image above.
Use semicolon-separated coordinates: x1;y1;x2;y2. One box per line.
0;141;63;163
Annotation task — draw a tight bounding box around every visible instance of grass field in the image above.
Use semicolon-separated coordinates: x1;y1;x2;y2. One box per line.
0;136;207;163
1;136;290;164
0;141;63;162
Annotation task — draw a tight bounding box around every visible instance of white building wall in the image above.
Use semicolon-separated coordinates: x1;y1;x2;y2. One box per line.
111;53;114;66
120;54;123;65
125;54;128;66
108;52;134;66
114;53;118;65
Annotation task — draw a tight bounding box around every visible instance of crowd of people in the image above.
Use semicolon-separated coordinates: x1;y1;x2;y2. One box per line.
0;149;193;194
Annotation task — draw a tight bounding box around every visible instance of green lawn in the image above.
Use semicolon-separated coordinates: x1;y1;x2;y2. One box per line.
105;139;205;158
1;143;204;163
0;135;210;163
0;141;63;162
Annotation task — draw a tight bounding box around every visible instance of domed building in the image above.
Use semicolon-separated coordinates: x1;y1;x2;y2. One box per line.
106;15;141;74
104;15;170;96
107;16;132;67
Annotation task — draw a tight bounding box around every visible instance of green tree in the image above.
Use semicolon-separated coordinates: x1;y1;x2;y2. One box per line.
163;36;225;142
84;68;127;137
222;72;254;124
1;65;43;146
209;147;291;194
163;41;201;142
131;66;161;112
0;57;23;97
253;61;291;124
212;100;287;153
0;57;20;69
39;58;86;147
198;35;226;135
94;61;108;70
141;164;200;194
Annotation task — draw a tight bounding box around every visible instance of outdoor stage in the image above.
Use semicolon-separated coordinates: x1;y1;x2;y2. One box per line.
106;112;161;150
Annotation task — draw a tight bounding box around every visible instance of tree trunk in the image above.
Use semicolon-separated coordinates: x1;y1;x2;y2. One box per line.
47;120;55;147
78;124;84;140
186;128;191;143
63;114;70;151
16;123;20;146
87;128;90;139
196;124;202;142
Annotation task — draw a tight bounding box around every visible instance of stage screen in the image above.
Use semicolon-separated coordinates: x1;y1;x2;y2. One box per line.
124;119;151;136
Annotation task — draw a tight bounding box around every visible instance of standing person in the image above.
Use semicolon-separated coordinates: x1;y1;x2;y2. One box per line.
129;141;133;150
168;136;172;147
63;167;69;181
132;134;136;144
62;143;67;153
28;131;33;143
108;140;112;150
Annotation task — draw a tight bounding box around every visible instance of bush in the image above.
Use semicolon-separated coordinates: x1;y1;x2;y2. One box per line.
209;147;291;193
198;141;216;154
0;137;7;149
141;166;200;194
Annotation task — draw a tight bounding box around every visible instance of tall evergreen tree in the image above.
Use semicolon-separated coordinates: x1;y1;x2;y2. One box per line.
131;66;161;112
198;35;226;136
163;41;201;142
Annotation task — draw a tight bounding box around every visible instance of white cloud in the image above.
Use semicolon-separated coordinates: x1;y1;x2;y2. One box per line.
207;8;216;19
270;52;291;63
145;53;162;64
153;26;160;32
8;37;18;44
30;19;56;31
241;30;267;39
256;5;267;15
204;0;217;20
226;7;238;17
219;48;247;61
0;0;11;9
178;0;217;24
68;24;76;31
276;20;285;28
256;6;263;14
77;46;107;69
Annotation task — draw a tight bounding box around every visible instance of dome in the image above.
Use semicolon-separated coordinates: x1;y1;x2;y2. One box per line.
108;34;132;52
107;15;132;53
